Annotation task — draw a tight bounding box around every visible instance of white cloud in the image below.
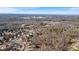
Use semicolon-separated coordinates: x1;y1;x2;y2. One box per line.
0;7;79;15
17;8;79;15
0;7;18;13
0;0;79;7
0;7;38;14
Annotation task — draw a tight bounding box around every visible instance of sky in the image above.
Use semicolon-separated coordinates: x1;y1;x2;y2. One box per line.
0;7;79;15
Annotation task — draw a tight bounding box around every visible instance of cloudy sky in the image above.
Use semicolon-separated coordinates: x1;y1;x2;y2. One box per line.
0;7;79;15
